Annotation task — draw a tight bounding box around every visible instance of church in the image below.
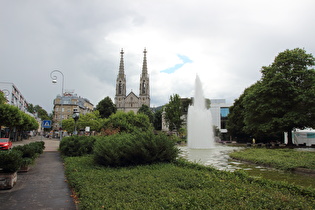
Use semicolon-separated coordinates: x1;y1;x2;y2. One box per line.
115;48;150;113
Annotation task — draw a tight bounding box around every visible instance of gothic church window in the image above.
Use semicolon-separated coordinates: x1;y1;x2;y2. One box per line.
142;80;146;94
118;81;122;94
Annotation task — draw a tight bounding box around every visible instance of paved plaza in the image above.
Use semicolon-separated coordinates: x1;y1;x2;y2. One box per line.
0;136;77;210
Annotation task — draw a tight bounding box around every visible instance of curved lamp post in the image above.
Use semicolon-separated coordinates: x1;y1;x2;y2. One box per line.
50;70;64;140
72;111;80;135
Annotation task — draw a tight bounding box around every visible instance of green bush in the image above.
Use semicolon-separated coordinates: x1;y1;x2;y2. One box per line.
0;150;23;173
13;144;37;159
59;136;97;157
28;141;45;154
94;131;179;167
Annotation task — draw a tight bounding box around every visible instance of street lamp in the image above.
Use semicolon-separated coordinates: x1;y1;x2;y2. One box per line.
50;70;64;140
72;111;80;135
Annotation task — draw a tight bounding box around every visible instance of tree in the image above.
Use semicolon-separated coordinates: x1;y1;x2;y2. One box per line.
0;91;6;104
27;103;35;114
61;118;75;133
0;104;38;140
226;87;252;143
243;48;315;145
96;96;117;118
103;111;153;134
164;94;183;132
153;108;163;130
61;111;104;134
138;104;154;123
34;105;50;120
77;111;104;132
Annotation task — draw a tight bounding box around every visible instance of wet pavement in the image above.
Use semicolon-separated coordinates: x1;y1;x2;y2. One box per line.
0;136;76;210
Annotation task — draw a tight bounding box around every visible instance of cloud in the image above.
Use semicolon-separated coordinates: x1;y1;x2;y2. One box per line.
1;0;315;112
160;55;193;74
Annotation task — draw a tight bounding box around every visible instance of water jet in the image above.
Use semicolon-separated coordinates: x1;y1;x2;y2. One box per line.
187;75;215;149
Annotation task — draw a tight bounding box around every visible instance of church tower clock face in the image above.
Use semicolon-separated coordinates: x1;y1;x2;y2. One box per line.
114;48;150;112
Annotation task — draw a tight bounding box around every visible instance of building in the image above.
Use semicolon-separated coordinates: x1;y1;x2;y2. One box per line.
52;91;94;130
115;49;150;113
0;82;29;112
209;99;232;139
0;82;41;135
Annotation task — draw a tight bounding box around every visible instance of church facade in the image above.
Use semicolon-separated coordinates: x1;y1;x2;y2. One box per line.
115;49;150;113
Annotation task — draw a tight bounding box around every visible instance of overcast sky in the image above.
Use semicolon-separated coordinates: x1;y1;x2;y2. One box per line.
1;0;315;113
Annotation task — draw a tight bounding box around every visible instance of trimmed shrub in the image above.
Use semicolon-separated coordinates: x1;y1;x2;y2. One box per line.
13;144;37;159
94;130;179;167
28;141;45;154
0;150;23;173
59;136;97;157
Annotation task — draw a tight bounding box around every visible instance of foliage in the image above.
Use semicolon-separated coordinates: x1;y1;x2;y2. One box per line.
0;104;38;140
11;142;45;167
0;91;6;104
35;105;50;120
0;150;23;173
229;148;315;171
62;111;104;133
0;104;23;128
28;141;45;154
61;118;75;133
64;156;315;209
77;111;104;132
228;48;315;144
227;85;255;142
99;126;120;136
93;130;179;167
13;145;37;159
103;111;153;134
164;94;183;132
27;104;50;121
95;96;117;118
138;104;154;123
153;108;162;130
59;136;98;157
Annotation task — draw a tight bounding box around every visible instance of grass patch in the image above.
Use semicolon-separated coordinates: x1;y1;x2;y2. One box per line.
229;148;315;171
64;156;315;209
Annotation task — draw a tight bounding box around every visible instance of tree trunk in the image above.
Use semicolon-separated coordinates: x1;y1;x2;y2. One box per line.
287;129;293;146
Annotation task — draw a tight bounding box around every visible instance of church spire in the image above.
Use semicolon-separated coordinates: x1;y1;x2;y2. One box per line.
119;48;125;75
139;48;150;103
142;48;148;75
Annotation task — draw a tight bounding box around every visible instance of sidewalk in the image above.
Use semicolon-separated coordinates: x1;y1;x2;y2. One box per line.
0;136;76;210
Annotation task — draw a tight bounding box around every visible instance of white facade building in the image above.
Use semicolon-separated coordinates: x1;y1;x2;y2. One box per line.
209;99;232;135
0;82;29;112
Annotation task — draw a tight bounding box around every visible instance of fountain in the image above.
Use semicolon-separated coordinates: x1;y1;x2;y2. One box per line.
187;75;215;149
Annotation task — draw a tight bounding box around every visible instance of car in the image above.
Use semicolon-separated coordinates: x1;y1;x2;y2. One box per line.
0;138;12;150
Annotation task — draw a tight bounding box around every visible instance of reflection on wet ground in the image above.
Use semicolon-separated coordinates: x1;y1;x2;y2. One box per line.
178;145;315;188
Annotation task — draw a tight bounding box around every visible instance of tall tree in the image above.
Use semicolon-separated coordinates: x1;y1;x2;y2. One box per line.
243;48;315;145
227;85;254;142
164;94;183;132
96;96;117;118
153;108;163;130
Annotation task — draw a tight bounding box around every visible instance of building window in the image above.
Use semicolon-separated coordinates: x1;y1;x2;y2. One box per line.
220;107;229;129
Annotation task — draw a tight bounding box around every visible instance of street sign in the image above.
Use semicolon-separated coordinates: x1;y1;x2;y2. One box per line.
42;120;52;128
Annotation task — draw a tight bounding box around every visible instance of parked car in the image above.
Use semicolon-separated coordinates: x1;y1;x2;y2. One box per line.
0;138;12;150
